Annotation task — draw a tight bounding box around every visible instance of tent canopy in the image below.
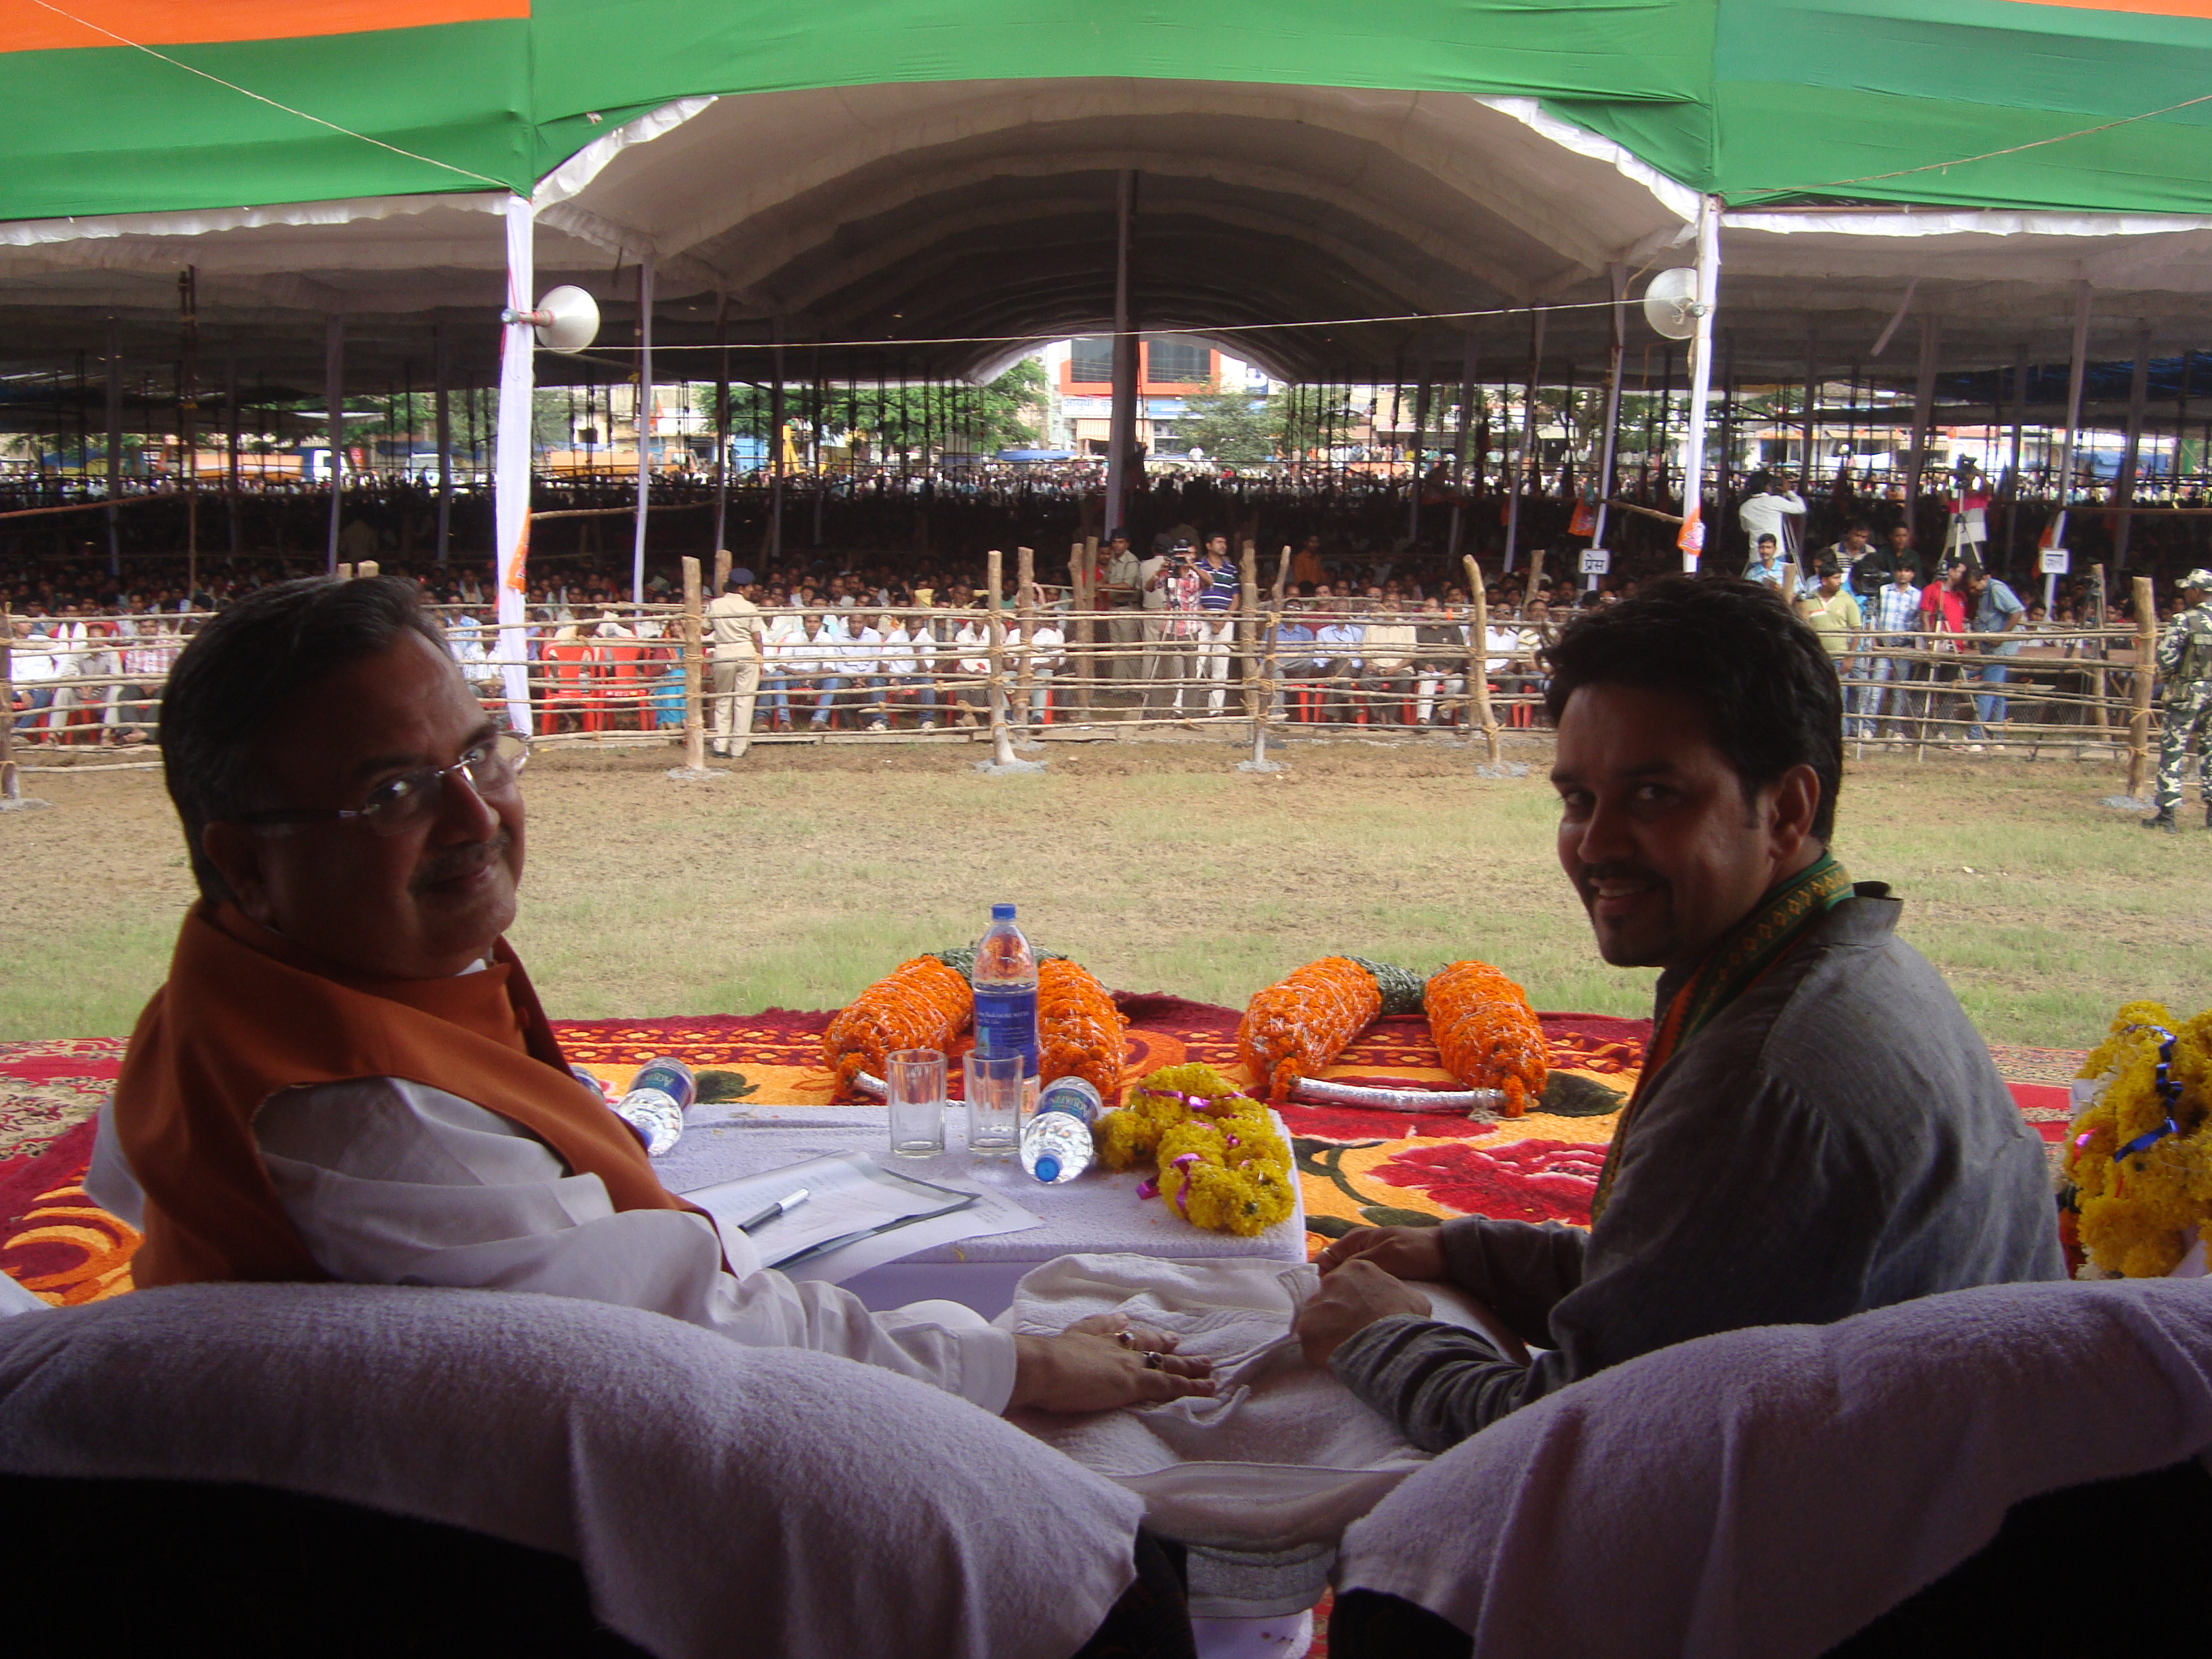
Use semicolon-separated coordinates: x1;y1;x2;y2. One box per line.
5;3;2212;391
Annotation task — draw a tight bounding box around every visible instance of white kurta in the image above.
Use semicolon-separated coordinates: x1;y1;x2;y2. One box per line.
85;1081;1015;1412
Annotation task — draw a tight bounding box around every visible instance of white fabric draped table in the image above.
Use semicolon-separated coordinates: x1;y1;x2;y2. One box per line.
651;1102;1308;1317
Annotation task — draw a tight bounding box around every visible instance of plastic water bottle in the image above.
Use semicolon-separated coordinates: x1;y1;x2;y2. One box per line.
1022;1077;1099;1184
972;903;1040;1111
613;1055;695;1157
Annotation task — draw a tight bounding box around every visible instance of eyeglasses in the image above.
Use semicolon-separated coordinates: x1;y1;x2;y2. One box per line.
236;733;529;838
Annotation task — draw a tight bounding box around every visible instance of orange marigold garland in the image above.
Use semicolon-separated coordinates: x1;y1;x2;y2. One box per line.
1425;960;1548;1118
821;956;973;1099
1236;956;1383;1104
1038;957;1130;1104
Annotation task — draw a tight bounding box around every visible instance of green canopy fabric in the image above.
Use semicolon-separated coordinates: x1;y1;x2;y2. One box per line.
3;0;2211;224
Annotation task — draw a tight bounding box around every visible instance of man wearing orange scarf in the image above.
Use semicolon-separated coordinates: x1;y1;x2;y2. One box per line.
1294;578;2063;1448
89;576;1208;1417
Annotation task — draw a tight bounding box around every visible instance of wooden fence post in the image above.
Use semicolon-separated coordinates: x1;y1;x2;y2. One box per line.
1069;540;1093;716
681;554;706;771
2087;562;2111;743
1015;546;1036;736
987;548;1015;765
2127;575;2157;798
1465;554;1501;764
712;548;732;594
1;602;16;799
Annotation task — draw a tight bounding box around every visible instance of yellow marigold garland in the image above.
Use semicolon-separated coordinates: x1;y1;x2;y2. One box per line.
1038;958;1130;1104
1236;958;1382;1103
821;956;974;1099
1097;1063;1296;1237
1425;960;1549;1118
2064;1000;2212;1278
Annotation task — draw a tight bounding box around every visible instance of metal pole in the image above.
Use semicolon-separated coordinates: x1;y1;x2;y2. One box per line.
104;316;121;576
712;295;731;557
1678;195;1721;570
768;326;785;562
493;193;536;734
434;321;453;565
325;313;345;574
1446;338;1476;565
2005;342;2026;574
1105;169;1139;539
178;267;199;598
1589;262;1627;557
225;350;241;555
2048;282;2093;560
1407;356;1431;545
2112;324;2152;569
1504;307;1544;573
1904;314;1939;524
632;253;654;607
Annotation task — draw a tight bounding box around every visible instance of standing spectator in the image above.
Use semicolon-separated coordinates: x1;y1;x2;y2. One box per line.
1136;534;1171;697
1797;562;1864;687
1194;533;1241;717
1145;539;1204;720
1963;565;2026;748
1920;558;1972;744
2144;569;2212;833
1746;533;1786;588
1738;470;1807;561
1853;523;1915;605
1856;558;1923;740
1099;533;1144;682
705;567;764;758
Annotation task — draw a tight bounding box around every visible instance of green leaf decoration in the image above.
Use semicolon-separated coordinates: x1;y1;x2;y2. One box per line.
694;1069;757;1103
1304;1215;1358;1240
1539;1073;1625;1118
1349;956;1429;1017
1358;1206;1442;1229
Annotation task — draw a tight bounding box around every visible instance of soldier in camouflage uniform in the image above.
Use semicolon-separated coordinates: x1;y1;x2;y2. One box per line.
2144;569;2212;834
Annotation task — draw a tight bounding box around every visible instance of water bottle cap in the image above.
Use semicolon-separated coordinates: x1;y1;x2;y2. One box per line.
1033;1154;1061;1183
991;903;1016;921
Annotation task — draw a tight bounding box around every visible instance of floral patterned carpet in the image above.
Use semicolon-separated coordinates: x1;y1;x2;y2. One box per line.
0;998;2083;1309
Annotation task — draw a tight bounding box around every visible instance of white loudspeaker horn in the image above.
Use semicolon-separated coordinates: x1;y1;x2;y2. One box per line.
1642;267;1702;341
500;285;600;354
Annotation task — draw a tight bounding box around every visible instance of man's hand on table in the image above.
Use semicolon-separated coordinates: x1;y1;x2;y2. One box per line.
1008;1312;1216;1414
1315;1224;1449;1283
1294;1258;1432;1368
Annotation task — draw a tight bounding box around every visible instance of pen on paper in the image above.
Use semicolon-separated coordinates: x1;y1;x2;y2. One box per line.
736;1188;811;1233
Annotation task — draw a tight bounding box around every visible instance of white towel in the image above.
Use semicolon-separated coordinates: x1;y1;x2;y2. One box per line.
1337;1279;2212;1659
1006;1253;1506;1553
0;1282;1147;1659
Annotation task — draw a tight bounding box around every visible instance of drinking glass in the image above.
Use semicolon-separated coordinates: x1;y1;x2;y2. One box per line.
964;1052;1025;1158
885;1048;947;1159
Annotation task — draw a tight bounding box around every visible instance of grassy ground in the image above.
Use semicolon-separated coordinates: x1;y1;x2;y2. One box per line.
3;733;2203;1048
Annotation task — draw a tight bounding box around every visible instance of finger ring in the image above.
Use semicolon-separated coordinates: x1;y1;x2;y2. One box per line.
1115;1329;1136;1349
1142;1351;1164;1370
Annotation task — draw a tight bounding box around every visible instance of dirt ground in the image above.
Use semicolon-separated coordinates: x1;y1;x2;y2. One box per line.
4;731;2204;1049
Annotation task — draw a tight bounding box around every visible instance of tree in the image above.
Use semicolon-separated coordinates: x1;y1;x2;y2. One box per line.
1174;389;1286;466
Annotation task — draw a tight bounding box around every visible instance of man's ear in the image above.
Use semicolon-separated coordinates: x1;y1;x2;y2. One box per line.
1767;762;1822;858
201;820;274;924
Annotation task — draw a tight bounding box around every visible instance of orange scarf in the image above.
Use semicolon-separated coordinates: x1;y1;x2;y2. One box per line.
114;904;696;1287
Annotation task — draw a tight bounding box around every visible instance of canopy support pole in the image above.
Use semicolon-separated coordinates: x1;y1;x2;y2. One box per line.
767;325;785;562
712;295;730;558
633;253;654;608
225;351;240;555
1446;338;1475;565
2049;282;2093;559
1105;169;1138;540
179;267;199;599
2005;342;2026;575
434;321;452;567
1408;356;1431;545
1504;306;1543;573
325;314;344;575
1589;262;1628;566
103;316;121;577
1801;331;1817;487
1903;315;1939;528
493;193;535;735
2113;323;2152;571
1678;195;1721;571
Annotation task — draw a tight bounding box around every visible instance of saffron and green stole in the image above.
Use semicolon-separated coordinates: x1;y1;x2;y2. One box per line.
1588;852;1857;1223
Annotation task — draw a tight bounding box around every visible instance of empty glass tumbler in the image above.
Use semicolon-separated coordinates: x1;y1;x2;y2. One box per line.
964;1051;1025;1158
886;1048;948;1159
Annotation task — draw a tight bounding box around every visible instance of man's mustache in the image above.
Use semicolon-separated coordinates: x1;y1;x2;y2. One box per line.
414;832;512;889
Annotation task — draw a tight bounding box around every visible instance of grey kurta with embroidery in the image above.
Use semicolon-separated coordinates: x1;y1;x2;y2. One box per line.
1330;887;2066;1450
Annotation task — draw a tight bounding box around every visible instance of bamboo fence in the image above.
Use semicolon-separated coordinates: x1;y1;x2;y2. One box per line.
0;554;2174;792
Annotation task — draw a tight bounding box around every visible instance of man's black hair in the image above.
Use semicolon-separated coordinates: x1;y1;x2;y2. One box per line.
159;576;447;903
1542;576;1843;842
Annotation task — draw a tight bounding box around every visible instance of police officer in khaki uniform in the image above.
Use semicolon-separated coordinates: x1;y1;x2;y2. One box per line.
2144;567;2212;834
705;565;766;758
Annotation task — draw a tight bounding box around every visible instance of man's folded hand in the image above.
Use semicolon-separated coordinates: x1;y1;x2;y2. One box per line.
1315;1224;1448;1284
1294;1258;1431;1368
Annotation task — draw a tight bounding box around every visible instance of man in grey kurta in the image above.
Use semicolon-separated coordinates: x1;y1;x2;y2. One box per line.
1292;576;2065;1452
1326;886;2062;1450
